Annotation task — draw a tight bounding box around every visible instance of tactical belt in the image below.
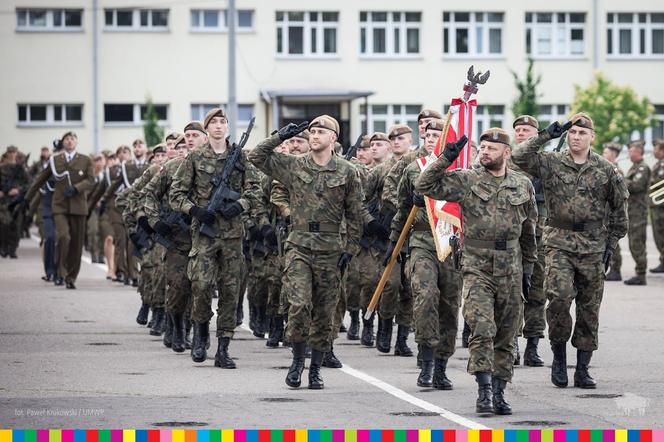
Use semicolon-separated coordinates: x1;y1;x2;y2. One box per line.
412;222;431;232
464;238;519;251
292;222;339;233
547;219;603;232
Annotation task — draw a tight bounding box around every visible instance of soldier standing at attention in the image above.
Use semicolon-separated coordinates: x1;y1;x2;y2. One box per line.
416;128;537;415
650;139;664;274
511;114;628;390
624;140;651;285
249;115;363;390
602;143;624;281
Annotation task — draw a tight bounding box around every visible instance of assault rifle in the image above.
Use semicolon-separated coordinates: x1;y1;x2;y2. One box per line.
344;134;365;161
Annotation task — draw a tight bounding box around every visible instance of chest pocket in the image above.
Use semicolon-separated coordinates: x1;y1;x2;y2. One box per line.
294;170;314;185
324;175;347;201
508;190;530;223
467;183;492;217
196;163;217;197
580;171;608;201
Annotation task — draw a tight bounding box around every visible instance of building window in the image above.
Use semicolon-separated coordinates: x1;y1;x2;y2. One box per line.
191;104;255;125
359;104;420;135
633;105;664;147
473;105;505;140
190;9;254;31
360;11;421;57
275;11;338;56
104;9;169;30
607;13;664;57
16;9;83;31
104;103;168;126
525;12;586;57
17;104;83;126
443;12;504;56
538;104;570;128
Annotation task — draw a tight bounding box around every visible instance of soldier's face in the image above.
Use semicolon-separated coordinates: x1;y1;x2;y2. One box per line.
567;126;594;154
628;145;644;162
62;135;77;152
309;127;335;152
153;152;168;165
185;130;207;149
207;117;228;141
424;129;442;153
392;133;412;155
134;143;147;158
602;148;618;163
290;137;310;154
370;140;392;162
655;145;664;160
479;141;509;171
119;149;131;162
172;144;187;158
356;147;372;165
41;149;50;160
514;125;538;144
419;118;435;139
166;139;176;151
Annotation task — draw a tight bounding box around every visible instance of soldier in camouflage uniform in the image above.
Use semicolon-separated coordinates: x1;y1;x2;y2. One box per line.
650;139;664;274
170;108;258;369
511;113;628;390
417;127;537;415
0;146;30;258
249;115;363;390
389;120;463;390
624;140;651;285
602;143;624;281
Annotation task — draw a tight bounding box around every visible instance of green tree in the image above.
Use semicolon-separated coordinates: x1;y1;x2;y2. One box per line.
511;58;541;120
143;96;164;147
572;72;655;151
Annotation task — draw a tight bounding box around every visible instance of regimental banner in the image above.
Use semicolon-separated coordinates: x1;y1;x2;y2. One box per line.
416;98;476;261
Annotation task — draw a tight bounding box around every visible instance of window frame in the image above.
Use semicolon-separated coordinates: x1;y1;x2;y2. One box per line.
16;8;83;32
189;9;255;33
17;103;84;127
359;104;421;136
360;11;422;58
275;11;339;58
103;8;169;32
606;12;664;58
472;105;506;141
442;11;505;58
190;103;255;126
103;103;168;127
525;12;587;58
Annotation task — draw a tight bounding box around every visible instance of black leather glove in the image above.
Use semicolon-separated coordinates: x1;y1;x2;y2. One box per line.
602;246;613;273
261;225;278;247
190;206;216;225
544;121;573;139
137;216;154;234
8;195;25;212
442;135;468;162
64;186;78;198
220;201;244;220
366;219;390;240
153;221;172;236
522;273;532;301
382;241;401;267
277;121;309;141
338;252;353;275
412;192;426;208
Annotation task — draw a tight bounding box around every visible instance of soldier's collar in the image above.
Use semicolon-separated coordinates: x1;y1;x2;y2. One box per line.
306;153;338;171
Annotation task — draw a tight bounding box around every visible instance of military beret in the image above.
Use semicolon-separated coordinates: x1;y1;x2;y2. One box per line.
132;138;145;147
388;124;413;139
101;149;113;157
370;132;390;143
184;121;206;135
60;131;77;142
164;131;181;142
512;115;539;129
603;142;623;155
293;130;310;141
425;118;446;132
570;112;594;130
151;143;166;154
417;109;443;122
6;145;18;153
480;128;511;146
359;135;371;149
654;138;664;148
116;145;130;155
308;114;339;136
173;135;186;148
628;139;646;149
203;107;227;129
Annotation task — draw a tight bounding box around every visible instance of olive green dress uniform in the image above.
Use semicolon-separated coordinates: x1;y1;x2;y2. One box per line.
625;159;651;279
650;157;664;270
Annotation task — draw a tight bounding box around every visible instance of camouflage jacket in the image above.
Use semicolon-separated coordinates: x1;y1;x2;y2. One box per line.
625;160;651;215
0;163;30;205
511;132;628;253
652;159;664;208
382;147;427;216
248;133;363;255
117;163;161;233
416;156;538;276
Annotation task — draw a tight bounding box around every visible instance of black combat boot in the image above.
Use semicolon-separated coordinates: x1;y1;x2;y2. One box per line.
248;303;259;334
136;303;149;325
604;269;622;281
624;275;646;285
214;337;237;369
475;372;493;414
339;320;347;333
513;337;521;365
462;321;471;348
255;305;268;338
322;344;343;368
308;349;325;390
650;263;664;273
147;308;155;328
171;312;186;353
523;337;544;367
417;344;422;368
347;310;360;340
184;318;192;350
286;342;306;388
551;342;568;387
360;310;375;347
376;316;393;353
266;315;284;348
492;377;512;415
417;346;434;387
149;308;166;336
574;350;596;389
432;357;453;390
162;313;173;348
394;325;413;357
235;297;244;326
191;322;209;363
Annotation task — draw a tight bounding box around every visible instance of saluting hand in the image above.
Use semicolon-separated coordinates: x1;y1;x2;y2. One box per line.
442;135;468;162
277;121;309;141
544;121;573;139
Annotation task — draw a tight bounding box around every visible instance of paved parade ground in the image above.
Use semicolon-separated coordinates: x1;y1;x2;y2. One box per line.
1;234;663;429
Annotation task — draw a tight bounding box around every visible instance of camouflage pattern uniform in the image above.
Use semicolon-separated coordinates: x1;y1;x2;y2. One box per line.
625;160;651;278
651;158;664;270
0;161;30;257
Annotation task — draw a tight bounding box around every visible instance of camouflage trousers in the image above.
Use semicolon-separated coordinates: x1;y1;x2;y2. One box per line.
652;207;664;267
545;248;604;351
462;267;522;382
247;252;268;310
345;251;362;312
520;237;546;338
628;208;648;276
410;247;461;359
264;253;284;316
283;245;341;352
609;242;622;274
140;244;165;308
187;236;243;338
0;206;21;254
165;248;191;315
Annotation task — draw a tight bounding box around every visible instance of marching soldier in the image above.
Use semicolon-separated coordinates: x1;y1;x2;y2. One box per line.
0;146;30;258
602;143;624;281
650;139;664;274
416;128;537;415
624;140;651;285
511;114;628;389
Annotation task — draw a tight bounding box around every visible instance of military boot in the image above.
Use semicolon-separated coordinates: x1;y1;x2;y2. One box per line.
136;303;149;325
184;319;192;350
604;269;622;281
376;316;393;353
339;322;347;333
417;345;434;387
285;342;306;388
147;308;155;328
432;357;453;390
650;263;664;273
417;344;422;368
214;337;236;369
461;321;471;348
347;310;360;340
492;377;512;415
191;322;209;363
255;305;268;338
551;342;568;387
523;337;544;367
248;302;258;334
394;325;413;356
149;308;166;336
624;275;646;285
475;372;493;414
513;337;521;365
322;344;343;368
171;312;186;353
308;350;325;390
162;313;173;348
574;350;596;389
266;315;284;348
360;310;375;347
235;298;244;326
